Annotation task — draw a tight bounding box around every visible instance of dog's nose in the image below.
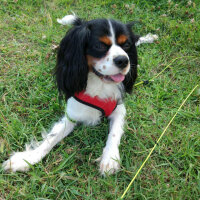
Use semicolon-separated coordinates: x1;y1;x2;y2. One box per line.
113;56;129;69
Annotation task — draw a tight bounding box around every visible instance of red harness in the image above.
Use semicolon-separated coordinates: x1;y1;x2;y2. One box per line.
74;91;117;117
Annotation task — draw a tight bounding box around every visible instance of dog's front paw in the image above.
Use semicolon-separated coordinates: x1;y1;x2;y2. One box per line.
3;151;32;172
98;147;120;175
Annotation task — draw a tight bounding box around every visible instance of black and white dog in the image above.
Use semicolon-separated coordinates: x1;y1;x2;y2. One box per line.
3;14;158;175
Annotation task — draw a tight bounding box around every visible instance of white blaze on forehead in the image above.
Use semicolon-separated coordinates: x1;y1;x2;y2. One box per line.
108;20;115;44
107;20;128;59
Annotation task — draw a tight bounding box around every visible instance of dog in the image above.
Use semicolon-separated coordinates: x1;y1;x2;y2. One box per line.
3;14;158;175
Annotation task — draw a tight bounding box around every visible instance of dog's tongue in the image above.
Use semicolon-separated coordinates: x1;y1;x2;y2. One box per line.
110;74;125;83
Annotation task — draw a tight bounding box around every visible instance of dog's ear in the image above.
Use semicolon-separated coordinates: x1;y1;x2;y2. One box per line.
126;21;140;43
123;26;138;93
55;24;90;100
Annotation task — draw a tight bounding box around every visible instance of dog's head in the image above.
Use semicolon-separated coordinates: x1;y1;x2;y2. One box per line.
55;15;138;99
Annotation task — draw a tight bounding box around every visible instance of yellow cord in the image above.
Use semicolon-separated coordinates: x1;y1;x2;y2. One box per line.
121;84;199;199
134;56;196;87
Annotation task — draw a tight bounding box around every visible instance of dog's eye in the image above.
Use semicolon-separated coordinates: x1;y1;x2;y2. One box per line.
94;43;107;51
122;42;131;51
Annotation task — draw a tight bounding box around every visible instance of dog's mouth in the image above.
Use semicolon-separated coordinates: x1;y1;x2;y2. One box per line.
93;68;125;83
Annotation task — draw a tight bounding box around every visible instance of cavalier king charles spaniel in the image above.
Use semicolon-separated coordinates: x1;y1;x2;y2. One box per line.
3;14;158;175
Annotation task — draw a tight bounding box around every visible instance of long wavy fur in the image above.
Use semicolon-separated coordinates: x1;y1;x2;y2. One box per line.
55;23;90;100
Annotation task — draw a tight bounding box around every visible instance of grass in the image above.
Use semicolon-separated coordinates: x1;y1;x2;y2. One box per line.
0;0;199;199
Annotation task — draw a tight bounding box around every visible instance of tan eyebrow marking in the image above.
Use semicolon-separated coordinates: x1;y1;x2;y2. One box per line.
117;34;128;44
99;36;112;45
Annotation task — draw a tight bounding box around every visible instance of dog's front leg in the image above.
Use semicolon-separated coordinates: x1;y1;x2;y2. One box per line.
3;116;76;172
98;104;126;175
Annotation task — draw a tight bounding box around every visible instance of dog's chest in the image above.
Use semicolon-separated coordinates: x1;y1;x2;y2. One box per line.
67;97;102;126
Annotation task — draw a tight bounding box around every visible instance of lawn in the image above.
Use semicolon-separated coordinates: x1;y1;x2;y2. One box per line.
0;0;199;199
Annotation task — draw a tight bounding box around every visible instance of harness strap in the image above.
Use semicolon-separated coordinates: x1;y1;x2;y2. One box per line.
74;91;117;117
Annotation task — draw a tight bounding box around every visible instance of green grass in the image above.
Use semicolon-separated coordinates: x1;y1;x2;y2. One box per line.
0;0;199;199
